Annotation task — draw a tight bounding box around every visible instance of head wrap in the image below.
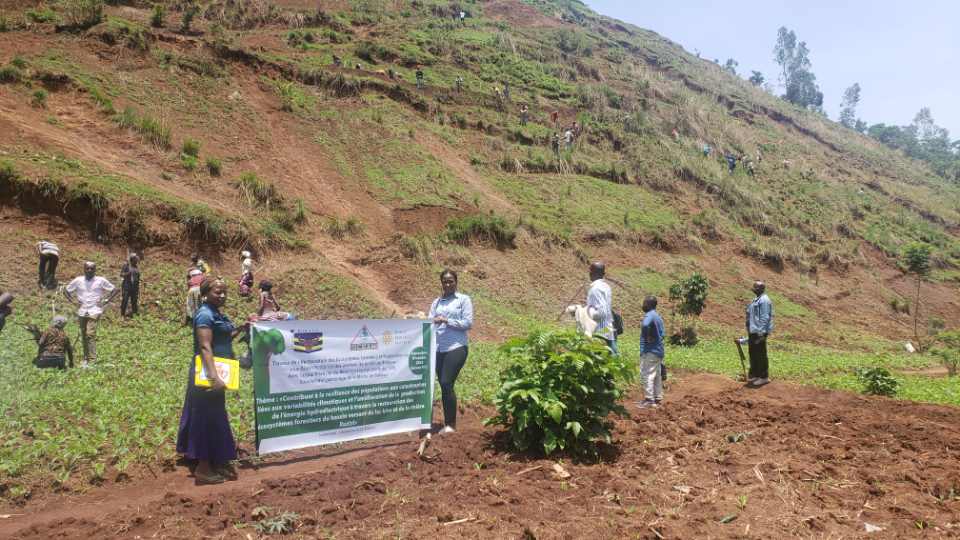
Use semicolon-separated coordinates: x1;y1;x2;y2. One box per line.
52;316;68;329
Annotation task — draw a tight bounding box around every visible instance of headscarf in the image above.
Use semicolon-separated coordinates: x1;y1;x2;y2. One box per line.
52;316;68;329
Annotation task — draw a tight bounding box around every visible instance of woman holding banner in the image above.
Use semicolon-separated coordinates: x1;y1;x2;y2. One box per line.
428;269;473;434
177;278;247;485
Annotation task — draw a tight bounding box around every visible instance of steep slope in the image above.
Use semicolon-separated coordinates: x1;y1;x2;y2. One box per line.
0;0;958;344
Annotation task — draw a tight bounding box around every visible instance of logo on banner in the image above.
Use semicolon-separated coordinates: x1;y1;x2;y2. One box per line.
350;325;379;351
293;332;324;353
382;330;394;345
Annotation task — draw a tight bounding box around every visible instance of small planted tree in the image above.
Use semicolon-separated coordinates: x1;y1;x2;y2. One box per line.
903;242;931;348
485;331;636;458
932;330;960;376
856;367;898;397
668;273;709;346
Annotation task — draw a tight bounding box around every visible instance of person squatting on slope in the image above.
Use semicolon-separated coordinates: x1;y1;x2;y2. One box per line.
177;277;248;485
37;240;60;290
745;281;774;387
637;296;665;409
64;262;118;367
256;280;293;321
120;254;141;318
428;269;474;435
586;261;617;355
34;316;75;369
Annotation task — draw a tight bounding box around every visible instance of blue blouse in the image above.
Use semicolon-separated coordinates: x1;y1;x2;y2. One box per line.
193;304;235;359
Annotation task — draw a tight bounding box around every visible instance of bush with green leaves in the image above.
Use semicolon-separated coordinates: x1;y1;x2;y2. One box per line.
856;367;898;397
150;4;165;28
485;331;636;458
206;157;222;176
932;330;960;376
668;273;709;346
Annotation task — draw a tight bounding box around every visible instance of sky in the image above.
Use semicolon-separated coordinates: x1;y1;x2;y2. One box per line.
585;1;960;137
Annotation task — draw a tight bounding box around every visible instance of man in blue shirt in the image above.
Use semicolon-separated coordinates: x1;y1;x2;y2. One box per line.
637;295;665;409
745;281;774;386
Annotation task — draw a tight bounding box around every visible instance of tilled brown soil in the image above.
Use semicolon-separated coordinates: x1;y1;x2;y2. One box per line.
10;373;960;539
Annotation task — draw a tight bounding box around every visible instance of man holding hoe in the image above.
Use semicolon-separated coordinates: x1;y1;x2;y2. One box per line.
745;281;774;386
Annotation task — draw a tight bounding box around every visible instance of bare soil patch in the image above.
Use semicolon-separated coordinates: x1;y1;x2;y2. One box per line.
7;373;960;539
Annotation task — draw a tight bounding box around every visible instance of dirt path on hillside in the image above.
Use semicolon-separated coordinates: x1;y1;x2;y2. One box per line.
8;372;960;539
415;131;515;214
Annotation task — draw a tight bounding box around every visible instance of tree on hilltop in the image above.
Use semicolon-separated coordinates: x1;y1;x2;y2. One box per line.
723;58;738;75
749;71;765;86
773;27;823;109
839;83;861;129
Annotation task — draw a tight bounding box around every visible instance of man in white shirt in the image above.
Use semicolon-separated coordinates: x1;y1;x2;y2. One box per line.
64;262;118;366
586;261;617;355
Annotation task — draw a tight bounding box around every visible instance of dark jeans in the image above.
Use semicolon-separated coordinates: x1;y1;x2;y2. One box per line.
0;312;7;334
436;346;468;428
38;254;58;289
121;286;139;317
748;334;769;379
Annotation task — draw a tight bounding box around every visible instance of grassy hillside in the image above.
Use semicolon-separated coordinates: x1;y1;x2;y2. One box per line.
1;0;960;505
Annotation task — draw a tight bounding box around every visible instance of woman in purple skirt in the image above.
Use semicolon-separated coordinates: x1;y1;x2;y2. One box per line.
177;277;248;485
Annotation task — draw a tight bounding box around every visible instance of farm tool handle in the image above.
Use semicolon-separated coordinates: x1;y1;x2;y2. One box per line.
734;337;749;382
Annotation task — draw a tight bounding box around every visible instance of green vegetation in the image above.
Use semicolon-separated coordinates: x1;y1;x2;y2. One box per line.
181;138;200;158
446;214;516;249
205;157;222;176
857;367;899;397
60;0;103;30
150;4;164;28
30;89;48;108
323;216;365;239
485;330;636;457
235;172;282;209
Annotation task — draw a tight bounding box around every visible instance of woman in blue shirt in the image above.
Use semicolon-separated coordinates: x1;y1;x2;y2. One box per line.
177;278;248;485
428;269;473;434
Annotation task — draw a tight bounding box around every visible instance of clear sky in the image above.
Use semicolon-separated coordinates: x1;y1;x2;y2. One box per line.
584;1;960;137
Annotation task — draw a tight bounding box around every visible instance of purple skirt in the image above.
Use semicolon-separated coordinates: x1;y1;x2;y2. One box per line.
176;366;237;463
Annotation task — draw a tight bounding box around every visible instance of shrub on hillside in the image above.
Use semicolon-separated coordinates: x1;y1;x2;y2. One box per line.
150;4;165;28
446;214;516;249
235;172;282;209
206;157;222;176
0;65;22;84
856;367;898;397
485;331;636;458
31;89;48;108
181;138;200;158
932;330;960;377
61;0;103;30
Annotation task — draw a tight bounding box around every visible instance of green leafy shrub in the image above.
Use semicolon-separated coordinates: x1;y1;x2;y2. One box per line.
26;7;59;24
485;331;636;458
181;138;200;157
0;65;21;84
180;154;198;171
446;214;516;249
205;157;222;176
30;89;48;108
856;367;898;397
932;330;960;376
150;4;165;28
669;273;709;316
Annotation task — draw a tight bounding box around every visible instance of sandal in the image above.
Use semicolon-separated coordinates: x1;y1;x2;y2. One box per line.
195;471;225;485
216;463;238;481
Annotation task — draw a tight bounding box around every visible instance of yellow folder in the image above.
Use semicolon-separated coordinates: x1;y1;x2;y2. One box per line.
194;355;240;391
